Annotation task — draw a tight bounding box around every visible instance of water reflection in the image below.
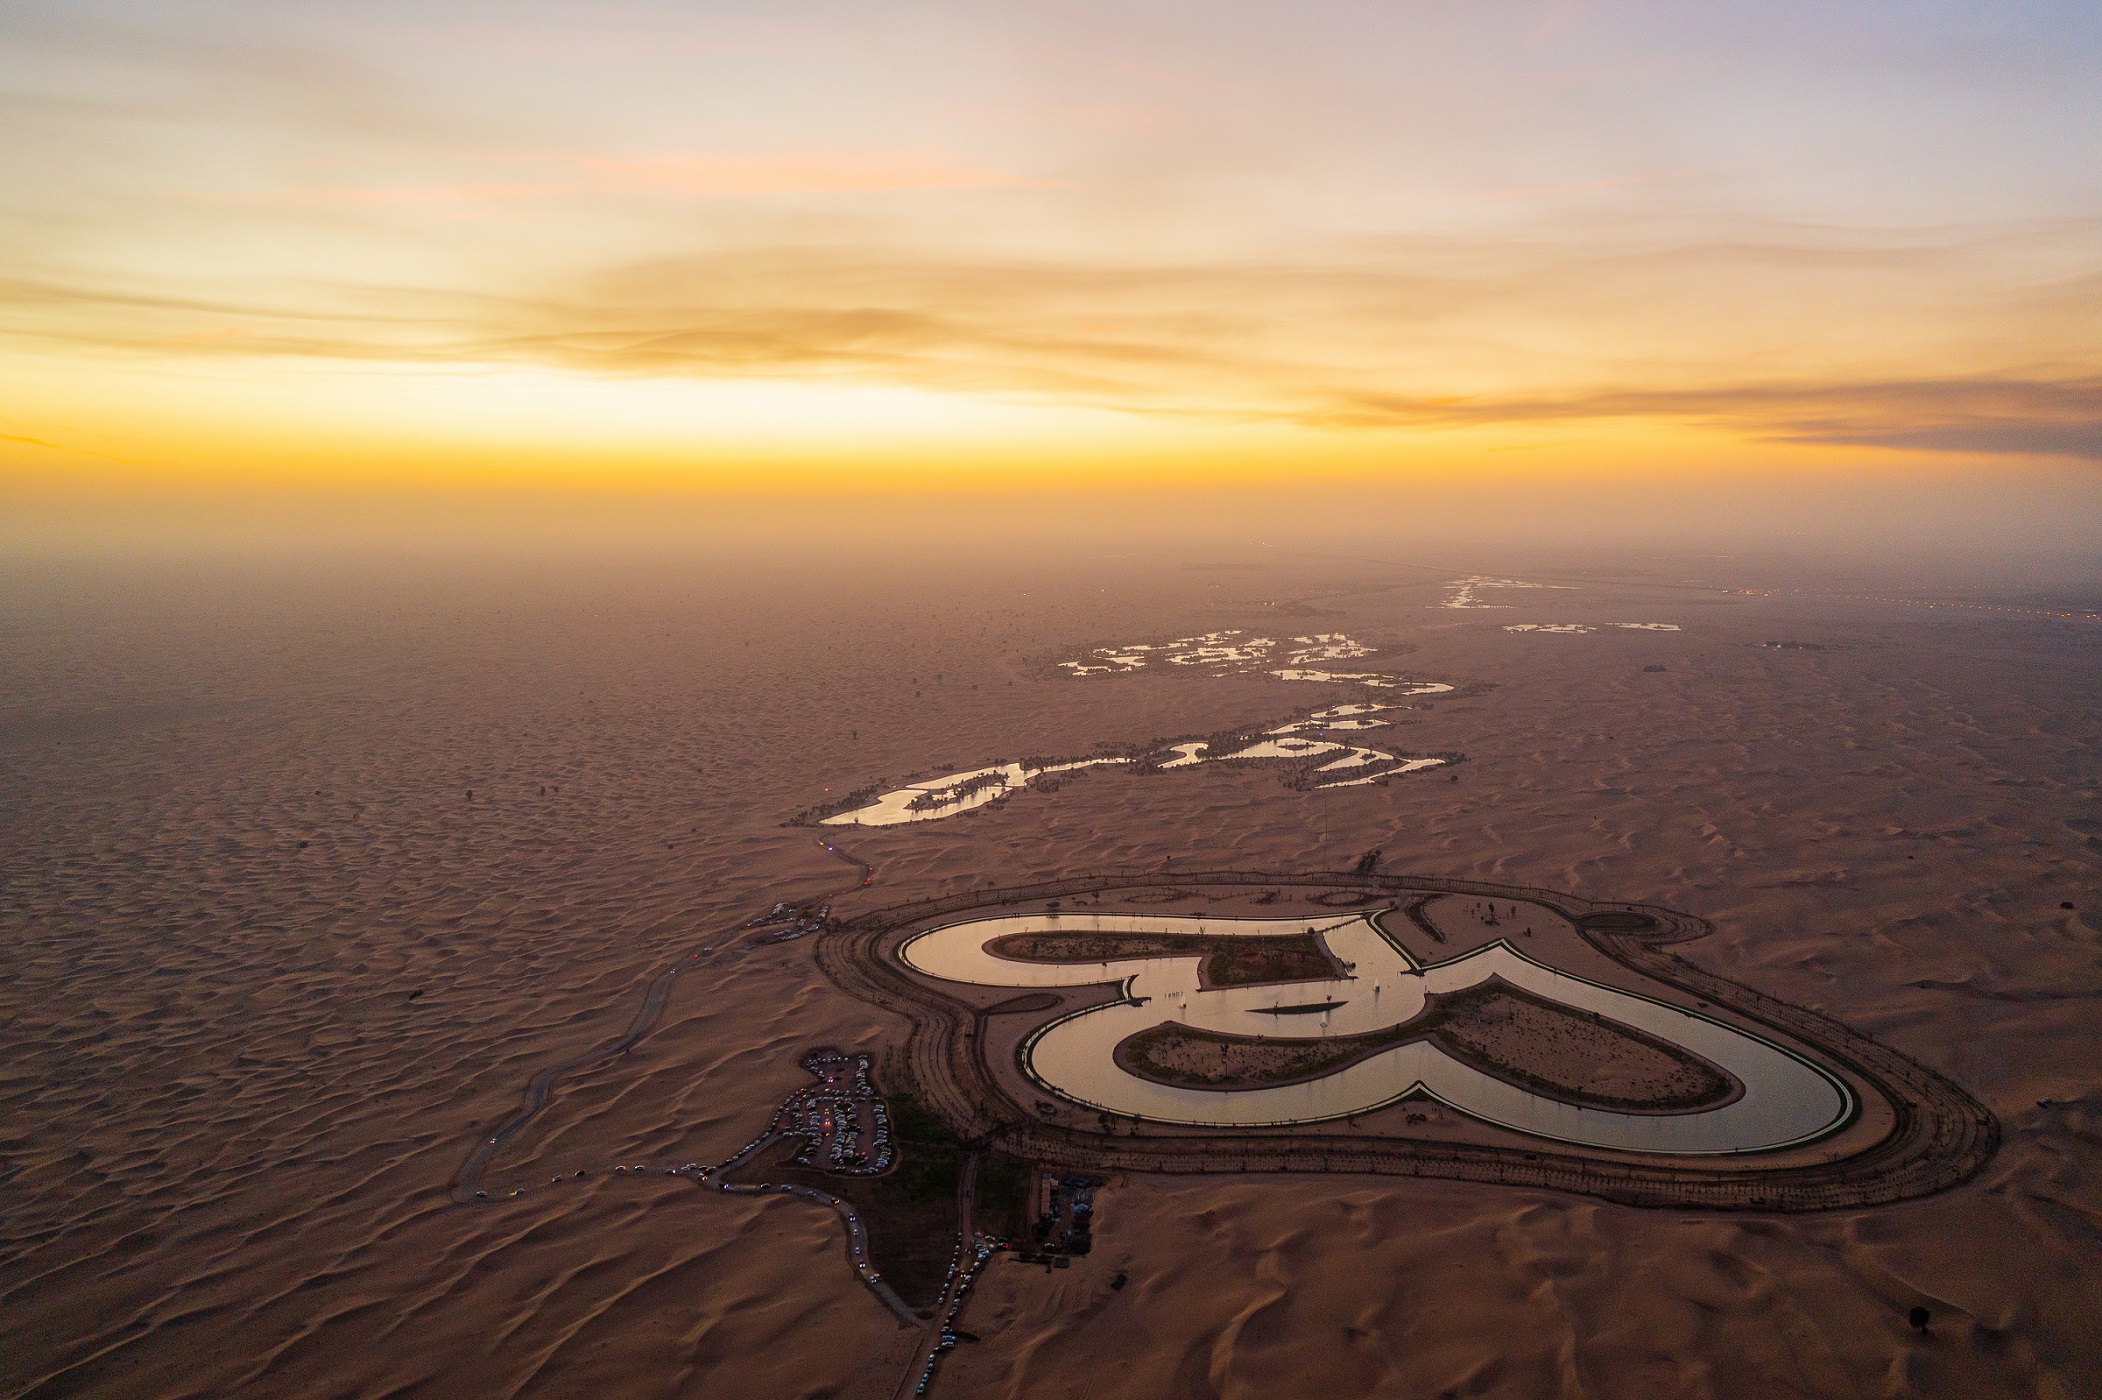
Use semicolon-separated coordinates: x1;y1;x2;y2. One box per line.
903;911;1850;1154
822;707;1451;827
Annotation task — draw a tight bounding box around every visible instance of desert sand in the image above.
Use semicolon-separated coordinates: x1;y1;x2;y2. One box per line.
1;548;2097;1399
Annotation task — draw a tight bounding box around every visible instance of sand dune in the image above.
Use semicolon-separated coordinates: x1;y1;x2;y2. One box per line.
1;552;2095;1398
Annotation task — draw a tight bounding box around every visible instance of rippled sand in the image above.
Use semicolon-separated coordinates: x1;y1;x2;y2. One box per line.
2;552;2097;1399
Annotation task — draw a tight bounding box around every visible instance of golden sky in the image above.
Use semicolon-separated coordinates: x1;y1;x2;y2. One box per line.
3;0;2098;504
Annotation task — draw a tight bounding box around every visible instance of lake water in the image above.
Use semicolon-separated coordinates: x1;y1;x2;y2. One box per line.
901;911;1851;1154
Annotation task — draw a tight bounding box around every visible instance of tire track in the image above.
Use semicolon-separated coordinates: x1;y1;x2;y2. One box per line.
449;840;875;1204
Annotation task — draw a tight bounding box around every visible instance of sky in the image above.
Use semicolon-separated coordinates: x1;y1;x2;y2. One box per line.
2;0;2099;533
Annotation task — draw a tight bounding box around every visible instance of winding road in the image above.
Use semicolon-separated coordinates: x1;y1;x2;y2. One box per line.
450;839;876;1204
895;1152;990;1400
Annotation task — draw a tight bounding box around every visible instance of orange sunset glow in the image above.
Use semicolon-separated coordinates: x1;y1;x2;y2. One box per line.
3;0;2097;543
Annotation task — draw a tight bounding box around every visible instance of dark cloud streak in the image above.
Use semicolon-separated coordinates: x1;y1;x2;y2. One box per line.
7;228;2100;462
1318;379;2102;462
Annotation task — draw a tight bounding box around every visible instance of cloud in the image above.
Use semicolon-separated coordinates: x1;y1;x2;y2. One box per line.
575;152;1047;196
0;432;147;467
238;182;569;208
1314;378;2102;461
231;152;1045;207
5;7;499;148
435;234;2102;461
1793;422;2102;458
8;221;2101;462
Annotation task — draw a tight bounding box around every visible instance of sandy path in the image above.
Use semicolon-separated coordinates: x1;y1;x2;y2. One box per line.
451;839;875;1202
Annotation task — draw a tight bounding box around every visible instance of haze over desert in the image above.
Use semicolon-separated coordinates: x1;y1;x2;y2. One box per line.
4;542;2096;1397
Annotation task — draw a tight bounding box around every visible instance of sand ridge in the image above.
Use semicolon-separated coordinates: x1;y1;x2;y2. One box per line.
2;553;2096;1399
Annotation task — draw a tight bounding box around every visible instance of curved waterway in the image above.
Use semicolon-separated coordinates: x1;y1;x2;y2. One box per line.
901;912;1851;1154
821;703;1450;826
818;758;1129;827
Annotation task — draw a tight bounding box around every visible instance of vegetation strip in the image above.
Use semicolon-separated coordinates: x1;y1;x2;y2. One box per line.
986;930;1339;988
1116;981;1736;1110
